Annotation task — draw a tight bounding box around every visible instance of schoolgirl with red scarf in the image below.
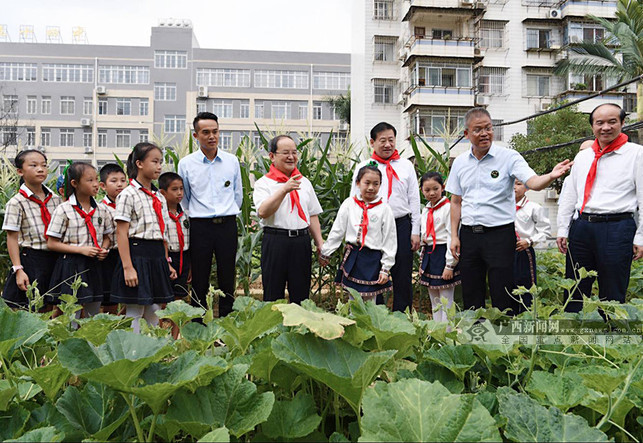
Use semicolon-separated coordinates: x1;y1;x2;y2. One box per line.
419;172;460;322
321;164;397;302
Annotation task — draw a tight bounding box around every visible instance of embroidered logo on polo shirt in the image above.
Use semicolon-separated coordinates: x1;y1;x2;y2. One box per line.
183;219;190;229
370;215;379;223
224;180;231;187
97;217;103;225
490;170;499;179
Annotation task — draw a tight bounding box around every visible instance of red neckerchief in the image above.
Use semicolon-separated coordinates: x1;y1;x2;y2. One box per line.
102;196;116;209
371;150;401;199
425;198;449;254
353;196;383;250
19;188;53;239
131;179;165;234
580;133;628;214
72;202;100;248
516;197;528;212
265;164;307;223
168;209;185;274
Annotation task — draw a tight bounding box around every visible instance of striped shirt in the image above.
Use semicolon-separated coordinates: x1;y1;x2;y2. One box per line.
114;179;170;241
166;204;190;252
47;194;114;247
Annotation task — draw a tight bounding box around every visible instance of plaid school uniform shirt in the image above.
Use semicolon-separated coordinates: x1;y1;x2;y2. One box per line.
2;184;62;250
101;196;118;249
114;180;170;242
46;194;114;247
166;204;190;252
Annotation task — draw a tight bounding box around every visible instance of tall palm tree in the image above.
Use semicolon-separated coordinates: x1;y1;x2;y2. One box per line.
554;0;643;120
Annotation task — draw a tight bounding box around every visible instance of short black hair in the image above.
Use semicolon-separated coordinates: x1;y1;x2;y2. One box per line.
268;134;295;153
589;103;626;125
65;162;96;199
15;149;47;169
126;142;163;179
464;107;492;129
370;122;397;141
158;172;183;190
356;164;382;182
420;171;444;188
193;112;218;132
99;163;126;183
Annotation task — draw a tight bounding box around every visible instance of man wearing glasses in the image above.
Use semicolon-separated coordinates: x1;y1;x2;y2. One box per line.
253;135;324;303
446;108;571;314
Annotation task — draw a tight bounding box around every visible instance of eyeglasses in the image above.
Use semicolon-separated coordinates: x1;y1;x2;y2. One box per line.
471;126;494;135
275;151;299;157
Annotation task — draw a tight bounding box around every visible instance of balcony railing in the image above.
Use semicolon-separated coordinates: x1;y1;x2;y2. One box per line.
402;35;478;63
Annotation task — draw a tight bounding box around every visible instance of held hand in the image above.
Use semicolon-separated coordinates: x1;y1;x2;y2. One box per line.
634;245;643;260
124;266;138;287
515;239;530;252
556;237;568;254
169;265;177;280
15;269;30;292
450;236;461;260
319;255;329;267
550;159;573;179
80;246;102;258
282;174;302;193
411;234;421;252
97;248;109;261
441;268;453;281
376;271;390;285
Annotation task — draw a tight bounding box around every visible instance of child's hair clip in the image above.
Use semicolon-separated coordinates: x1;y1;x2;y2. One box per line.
367;160;378;167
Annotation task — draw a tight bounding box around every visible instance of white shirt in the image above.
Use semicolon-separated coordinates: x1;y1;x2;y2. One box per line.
321;196;397;271
420;197;457;266
446;144;537;227
253;175;323;230
557;141;643;245
351;157;422;235
515;196;550;247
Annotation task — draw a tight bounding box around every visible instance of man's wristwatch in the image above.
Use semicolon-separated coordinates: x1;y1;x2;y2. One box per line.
11;265;24;274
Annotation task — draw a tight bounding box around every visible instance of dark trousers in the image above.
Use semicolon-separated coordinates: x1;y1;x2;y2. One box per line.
261;229;312;304
564;217;636;312
189;216;238;317
389;215;413;312
459;223;518;314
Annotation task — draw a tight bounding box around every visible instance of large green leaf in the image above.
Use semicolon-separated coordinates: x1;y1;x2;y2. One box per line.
262;392;321;439
581;388;635;428
569;366;628;394
156;300;205;328
180;321;225;352
198;427;230;442
425;345;477;380
497;387;609;442
132;351;228;414
0;380;17;411
0;404;30;440
0;308;47;358
55;382;129;441
58;330;172;391
220;303;283;354
359;379;501;442
26;364;70;400
6;426;62;442
273;303;355;340
525;371;590;412
271;332;395;414
413;361;464;394
349;295;418;357
73;314;132;345
166;364;275;438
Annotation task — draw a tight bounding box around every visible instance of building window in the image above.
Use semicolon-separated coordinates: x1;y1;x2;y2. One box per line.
1;127;17;146
313;102;322;120
254;70;308;89
139;130;148;142
569;73;615;92
60;96;75;115
298;104;308;120
492;119;504;142
240;102;250;119
139;98;149;116
164;115;186;133
253;134;262;147
83;98;93;116
478;67;507;94
196;68;251;87
116;130;131;148
3;95;18;113
0;62;37;81
98;130;107;147
26;128;35;146
526;29;552;49
415;111;466;136
220;132;232;151
373;0;394;20
374;79;396;104
41;97;52;115
568;23;605;44
526;74;551;96
313;72;350;90
479;21;505;48
374;37;396;62
212;100;233;118
271;101;291;120
432;29;453;39
116;98;131;116
154;83;177;101
26;96;37;114
196;102;207;114
60;129;74;147
415;63;472;88
255;103;264;119
41;129;51;147
154;50;187;69
83;131;92;147
98;98;108;115
42;64;93;83
99;65;149;84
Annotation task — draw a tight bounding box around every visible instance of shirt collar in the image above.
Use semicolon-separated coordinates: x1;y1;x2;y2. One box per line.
428;196;448;209
103;195;115;204
199;148;221;164
516;196;528;207
130;178;159;193
468;143;497;160
20;183;53;198
68;193;97;209
355;195;382;204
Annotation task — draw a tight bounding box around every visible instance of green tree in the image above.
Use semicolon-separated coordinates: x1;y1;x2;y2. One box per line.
324;89;351;124
511;105;592;192
554;0;643;120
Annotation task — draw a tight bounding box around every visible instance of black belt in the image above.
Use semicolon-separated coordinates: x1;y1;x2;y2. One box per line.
263;227;309;238
191;215;236;225
579;212;633;223
395;214;411;221
461;222;513;234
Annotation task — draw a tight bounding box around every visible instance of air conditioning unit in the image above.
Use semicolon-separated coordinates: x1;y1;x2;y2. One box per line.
548;8;562;19
197;86;208;98
338;122;349;131
96;86;107;95
545;189;559;200
569;35;582;44
80;118;92;127
476;95;490;105
540;101;551;111
84;147;93;154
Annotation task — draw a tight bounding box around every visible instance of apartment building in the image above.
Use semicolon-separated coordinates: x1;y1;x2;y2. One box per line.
0;20;350;170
